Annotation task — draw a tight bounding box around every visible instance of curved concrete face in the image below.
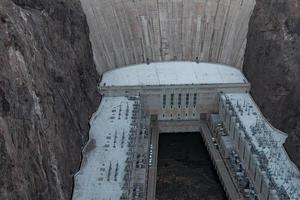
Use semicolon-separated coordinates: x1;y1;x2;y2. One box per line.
80;0;255;74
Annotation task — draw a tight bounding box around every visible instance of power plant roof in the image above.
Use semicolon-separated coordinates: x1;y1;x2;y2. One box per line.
222;93;300;199
100;62;248;87
73;96;139;200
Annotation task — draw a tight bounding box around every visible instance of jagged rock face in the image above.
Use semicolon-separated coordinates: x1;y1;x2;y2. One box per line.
0;0;99;199
244;0;300;168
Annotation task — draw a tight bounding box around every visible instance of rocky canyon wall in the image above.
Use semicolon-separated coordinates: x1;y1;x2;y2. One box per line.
244;0;300;168
80;0;255;74
0;0;99;199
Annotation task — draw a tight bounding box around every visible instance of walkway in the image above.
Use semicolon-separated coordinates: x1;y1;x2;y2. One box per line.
200;121;243;200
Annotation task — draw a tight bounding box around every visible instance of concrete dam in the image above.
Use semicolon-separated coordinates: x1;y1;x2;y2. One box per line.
72;1;300;200
80;0;255;73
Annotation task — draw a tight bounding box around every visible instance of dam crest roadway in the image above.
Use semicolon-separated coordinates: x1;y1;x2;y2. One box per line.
73;62;300;200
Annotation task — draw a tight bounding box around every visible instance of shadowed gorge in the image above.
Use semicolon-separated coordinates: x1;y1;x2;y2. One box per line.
0;0;300;199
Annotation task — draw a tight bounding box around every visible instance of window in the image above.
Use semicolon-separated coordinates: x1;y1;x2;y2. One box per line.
170;94;174;108
260;178;263;193
186;94;189;107
162;94;166;108
248;156;251;169
178;93;181;108
193;93;197;107
233;128;236;139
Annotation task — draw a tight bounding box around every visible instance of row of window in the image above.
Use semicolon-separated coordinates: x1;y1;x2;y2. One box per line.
162;93;197;108
162;112;196;118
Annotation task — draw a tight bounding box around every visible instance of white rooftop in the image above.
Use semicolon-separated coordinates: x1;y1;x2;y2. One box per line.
222;93;300;199
100;61;248;87
73;96;139;200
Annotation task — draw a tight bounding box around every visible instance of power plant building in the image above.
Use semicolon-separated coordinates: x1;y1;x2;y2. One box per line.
73;62;300;200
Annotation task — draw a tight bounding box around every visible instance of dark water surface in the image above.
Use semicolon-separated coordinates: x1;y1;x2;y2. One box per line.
156;132;226;200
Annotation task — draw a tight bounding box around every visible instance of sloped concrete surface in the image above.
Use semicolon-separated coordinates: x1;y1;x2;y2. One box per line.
80;0;255;73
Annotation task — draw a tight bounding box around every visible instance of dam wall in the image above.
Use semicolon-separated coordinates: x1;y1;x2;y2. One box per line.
80;0;256;74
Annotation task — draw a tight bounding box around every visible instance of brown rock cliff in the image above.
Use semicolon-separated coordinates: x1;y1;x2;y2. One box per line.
0;0;99;199
244;0;300;168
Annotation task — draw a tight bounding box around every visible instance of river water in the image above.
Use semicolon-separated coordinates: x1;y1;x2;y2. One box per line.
156;132;226;200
